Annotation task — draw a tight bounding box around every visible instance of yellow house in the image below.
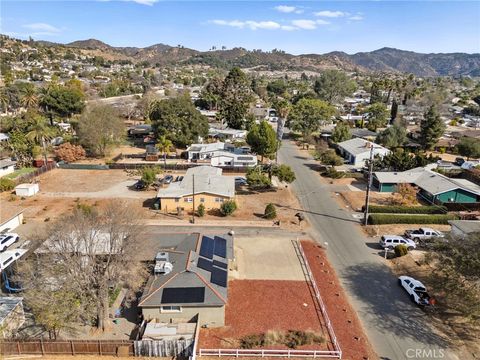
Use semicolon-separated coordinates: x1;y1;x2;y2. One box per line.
157;166;235;213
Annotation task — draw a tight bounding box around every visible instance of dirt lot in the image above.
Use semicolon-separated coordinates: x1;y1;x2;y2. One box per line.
38;169;137;193
301;241;378;360
198;279;329;350
388;253;480;359
231;235;304;281
338;190;403;212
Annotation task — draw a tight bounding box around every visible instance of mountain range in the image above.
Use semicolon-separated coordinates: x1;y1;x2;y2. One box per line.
56;38;480;77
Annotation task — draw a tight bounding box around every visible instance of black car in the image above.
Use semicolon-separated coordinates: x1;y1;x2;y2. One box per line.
134;180;146;190
455;157;465;166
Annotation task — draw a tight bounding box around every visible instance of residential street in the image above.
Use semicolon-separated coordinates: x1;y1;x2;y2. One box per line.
277;139;452;360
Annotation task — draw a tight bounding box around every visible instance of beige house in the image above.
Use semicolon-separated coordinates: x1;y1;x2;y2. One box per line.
0;297;25;338
139;233;234;327
156;166;235;213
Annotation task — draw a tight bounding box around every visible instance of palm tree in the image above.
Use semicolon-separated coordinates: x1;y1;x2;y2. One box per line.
20;84;39;109
155;135;174;170
26;115;54;166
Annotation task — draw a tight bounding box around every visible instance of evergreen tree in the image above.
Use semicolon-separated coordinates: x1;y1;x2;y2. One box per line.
218;67;252;129
246;120;278;162
419;105;446;150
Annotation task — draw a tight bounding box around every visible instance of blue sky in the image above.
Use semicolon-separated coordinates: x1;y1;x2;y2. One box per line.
1;1;479;54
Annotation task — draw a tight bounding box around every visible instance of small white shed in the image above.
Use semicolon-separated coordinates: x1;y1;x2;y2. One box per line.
15;183;39;197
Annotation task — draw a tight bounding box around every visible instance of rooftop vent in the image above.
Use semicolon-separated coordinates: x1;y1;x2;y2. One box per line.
154;252;172;275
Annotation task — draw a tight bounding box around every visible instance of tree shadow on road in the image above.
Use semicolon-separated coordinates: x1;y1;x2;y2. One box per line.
340;262;450;349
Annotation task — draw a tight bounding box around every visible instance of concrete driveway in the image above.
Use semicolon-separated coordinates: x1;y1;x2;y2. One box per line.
278;139;454;360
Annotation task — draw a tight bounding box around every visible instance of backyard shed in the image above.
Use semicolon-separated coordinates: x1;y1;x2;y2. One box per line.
15;183;39;197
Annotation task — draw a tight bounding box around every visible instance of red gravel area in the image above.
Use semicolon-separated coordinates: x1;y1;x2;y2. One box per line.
198;279;330;350
301;240;378;360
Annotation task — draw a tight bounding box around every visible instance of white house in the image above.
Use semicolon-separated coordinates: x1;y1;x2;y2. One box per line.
0;159;16;178
337;138;390;168
208;127;247;141
187;142;257;167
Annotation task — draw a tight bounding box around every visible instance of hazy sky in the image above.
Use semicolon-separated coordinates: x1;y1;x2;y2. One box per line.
1;1;479;54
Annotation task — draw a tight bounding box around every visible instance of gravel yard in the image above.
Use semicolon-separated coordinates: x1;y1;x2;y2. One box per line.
198;279;328;350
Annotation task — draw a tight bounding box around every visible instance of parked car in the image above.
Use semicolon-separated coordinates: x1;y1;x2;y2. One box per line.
379;235;417;250
455;157;465;166
164;175;174;184
235;177;247;186
0;233;19;252
398;276;433;306
134;180;146;190
404;228;444;241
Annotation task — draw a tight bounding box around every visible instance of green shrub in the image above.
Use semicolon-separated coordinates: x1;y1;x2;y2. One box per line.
368;214;458;225
246;169;271;189
264;203;277;219
394;244;409;257
0;178;15;192
220;200;237;216
197;203;205;217
322;167;345;179
366;205;447;214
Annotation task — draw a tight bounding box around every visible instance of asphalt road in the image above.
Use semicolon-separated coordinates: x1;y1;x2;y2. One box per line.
278;139;452;360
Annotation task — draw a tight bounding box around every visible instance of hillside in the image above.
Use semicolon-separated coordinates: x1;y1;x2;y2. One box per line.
5;35;480;76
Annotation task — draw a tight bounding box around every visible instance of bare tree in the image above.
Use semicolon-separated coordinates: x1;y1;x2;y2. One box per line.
19;201;149;334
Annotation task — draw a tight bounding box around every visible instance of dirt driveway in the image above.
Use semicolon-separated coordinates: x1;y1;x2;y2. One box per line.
231;234;305;281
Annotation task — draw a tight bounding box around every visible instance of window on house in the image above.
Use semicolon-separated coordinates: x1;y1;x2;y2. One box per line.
200;198;205;203
175;198;180;203
215;198;224;203
184;197;193;203
161;306;182;312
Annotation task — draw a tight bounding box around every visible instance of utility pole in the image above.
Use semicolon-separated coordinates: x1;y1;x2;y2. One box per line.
363;144;375;226
192;174;195;224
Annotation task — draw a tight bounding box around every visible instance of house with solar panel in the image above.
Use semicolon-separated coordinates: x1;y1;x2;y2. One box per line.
138;233;234;327
186;142;257;167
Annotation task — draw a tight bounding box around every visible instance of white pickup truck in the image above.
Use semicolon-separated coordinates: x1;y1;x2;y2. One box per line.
398;276;433;306
404;227;444;241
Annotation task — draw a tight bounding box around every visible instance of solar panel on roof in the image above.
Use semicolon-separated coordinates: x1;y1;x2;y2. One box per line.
200;236;214;259
161;287;205;304
213;236;227;258
211;267;228;287
197;257;213;272
213;259;228;269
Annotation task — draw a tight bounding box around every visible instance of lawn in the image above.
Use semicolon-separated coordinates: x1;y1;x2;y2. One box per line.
4;167;36;179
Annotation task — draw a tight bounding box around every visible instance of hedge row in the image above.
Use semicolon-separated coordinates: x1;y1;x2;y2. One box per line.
365;205;448;214
367;214;459;225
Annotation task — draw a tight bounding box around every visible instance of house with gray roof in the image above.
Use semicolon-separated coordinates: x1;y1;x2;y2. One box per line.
337;138;390;168
156;166;235;213
373;168;480;204
187;142;257;167
0;159;16;178
138;233;234;327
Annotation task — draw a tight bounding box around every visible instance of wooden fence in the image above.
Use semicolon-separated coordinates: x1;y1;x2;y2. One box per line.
14;162;57;185
0;340;134;356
